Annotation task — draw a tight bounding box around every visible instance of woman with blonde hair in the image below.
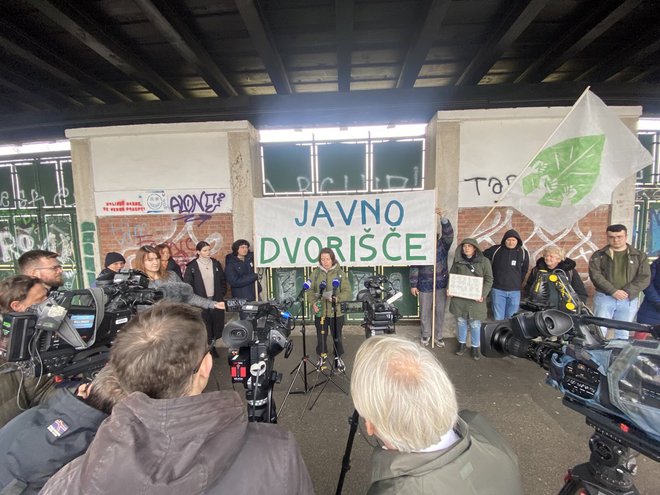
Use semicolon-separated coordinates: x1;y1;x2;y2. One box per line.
523;245;587;311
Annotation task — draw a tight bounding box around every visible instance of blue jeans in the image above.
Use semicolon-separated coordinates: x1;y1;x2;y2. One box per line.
491;289;521;320
456;317;481;347
593;292;639;340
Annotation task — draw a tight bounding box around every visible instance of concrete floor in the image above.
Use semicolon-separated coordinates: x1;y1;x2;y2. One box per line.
206;324;658;495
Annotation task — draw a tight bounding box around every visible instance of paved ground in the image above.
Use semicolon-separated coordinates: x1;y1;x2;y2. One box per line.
206;324;658;495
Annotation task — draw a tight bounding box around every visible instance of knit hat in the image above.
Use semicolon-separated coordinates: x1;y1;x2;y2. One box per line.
104;252;126;268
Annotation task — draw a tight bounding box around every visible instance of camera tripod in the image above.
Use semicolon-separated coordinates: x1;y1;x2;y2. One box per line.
304;299;349;413
278;296;320;417
557;399;657;495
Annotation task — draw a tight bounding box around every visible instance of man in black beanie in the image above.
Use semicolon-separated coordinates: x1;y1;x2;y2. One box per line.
97;252;126;281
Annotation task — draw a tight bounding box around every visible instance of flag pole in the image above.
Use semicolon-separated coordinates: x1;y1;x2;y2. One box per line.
470;85;592;237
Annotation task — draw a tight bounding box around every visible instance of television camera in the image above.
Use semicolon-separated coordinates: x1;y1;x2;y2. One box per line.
222;299;295;423
481;310;660;494
342;274;402;337
0;270;161;378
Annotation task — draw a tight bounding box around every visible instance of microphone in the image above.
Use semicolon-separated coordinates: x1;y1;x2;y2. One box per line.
332;278;340;298
296;279;312;301
319;280;327;299
156;281;195;303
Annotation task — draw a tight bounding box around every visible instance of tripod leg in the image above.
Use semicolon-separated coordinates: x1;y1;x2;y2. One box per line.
335;409;360;495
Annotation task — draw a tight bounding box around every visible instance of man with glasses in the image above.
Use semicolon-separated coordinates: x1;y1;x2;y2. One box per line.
17;250;64;292
42;303;314;495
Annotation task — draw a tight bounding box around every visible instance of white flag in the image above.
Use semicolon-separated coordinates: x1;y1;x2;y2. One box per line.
506;90;652;234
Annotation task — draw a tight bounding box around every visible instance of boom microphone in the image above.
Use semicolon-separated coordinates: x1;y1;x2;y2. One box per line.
155;281;195;303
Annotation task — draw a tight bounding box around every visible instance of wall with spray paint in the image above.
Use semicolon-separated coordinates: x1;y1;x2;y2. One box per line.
67;122;257;280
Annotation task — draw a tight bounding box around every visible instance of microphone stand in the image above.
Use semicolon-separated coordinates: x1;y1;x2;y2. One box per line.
305;288;348;412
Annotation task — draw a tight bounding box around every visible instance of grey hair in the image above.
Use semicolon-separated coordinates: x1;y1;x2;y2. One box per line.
350;335;458;452
542;245;565;260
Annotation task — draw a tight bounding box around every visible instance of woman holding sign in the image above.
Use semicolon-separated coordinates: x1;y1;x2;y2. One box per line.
448;238;493;360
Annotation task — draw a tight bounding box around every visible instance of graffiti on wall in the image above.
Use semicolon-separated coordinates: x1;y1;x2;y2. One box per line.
472;208;599;283
99;217;227;273
96;189;231;218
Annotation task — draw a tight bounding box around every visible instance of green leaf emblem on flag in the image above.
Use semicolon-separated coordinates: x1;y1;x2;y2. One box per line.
521;134;605;207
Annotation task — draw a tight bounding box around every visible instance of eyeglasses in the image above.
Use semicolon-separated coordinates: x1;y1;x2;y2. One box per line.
192;338;216;375
35;265;63;272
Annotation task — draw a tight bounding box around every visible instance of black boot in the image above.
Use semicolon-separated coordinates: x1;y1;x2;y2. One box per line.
471;346;481;360
455;343;466;356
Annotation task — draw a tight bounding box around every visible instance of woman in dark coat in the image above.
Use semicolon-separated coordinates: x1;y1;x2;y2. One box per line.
224;239;260;301
448;238;493;361
156;243;182;279
523;246;587;312
183;241;227;344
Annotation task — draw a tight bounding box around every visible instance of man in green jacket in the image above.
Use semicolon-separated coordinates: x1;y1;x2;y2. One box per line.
588;224;651;340
351;336;523;495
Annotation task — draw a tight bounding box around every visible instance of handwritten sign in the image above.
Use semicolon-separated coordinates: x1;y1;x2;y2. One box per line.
447;274;483;300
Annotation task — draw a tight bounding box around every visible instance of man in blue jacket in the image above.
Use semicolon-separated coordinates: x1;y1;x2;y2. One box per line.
409;209;453;347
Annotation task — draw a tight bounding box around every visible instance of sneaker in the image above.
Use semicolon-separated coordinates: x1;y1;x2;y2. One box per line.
421;337;430;347
455;343;466;356
316;354;328;370
334;356;346;372
434;338;445;348
471;347;481;360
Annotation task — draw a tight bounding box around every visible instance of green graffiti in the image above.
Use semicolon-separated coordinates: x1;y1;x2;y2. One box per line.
522;134;605;207
81;221;97;287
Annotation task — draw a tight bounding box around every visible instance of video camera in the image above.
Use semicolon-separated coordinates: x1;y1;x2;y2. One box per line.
0;270;161;378
481;310;660;493
222;299;295;423
343;274;401;337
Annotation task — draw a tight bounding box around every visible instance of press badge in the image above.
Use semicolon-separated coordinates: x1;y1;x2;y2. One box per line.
47;419;69;438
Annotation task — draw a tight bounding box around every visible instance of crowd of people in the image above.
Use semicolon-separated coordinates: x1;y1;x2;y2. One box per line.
0;220;657;494
409;222;655;360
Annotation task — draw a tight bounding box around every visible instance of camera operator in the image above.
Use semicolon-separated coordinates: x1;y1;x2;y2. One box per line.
309;247;351;371
96;252;126;281
351;336;523;495
17;250;64;295
0;275;53;428
41;303;313;495
0;366;125;494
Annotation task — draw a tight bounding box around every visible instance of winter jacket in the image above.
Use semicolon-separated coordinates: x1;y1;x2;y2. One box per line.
524;257;588;303
409;218;454;292
165;258;183;279
0;369;56;429
366;410;523;495
448;239;493;321
0;386;107;494
483;229;529;291
183;258;227;302
637;258;660;325
149;272;217;310
588;244;650;300
308;262;351;318
41;391;314;495
224;252;259;300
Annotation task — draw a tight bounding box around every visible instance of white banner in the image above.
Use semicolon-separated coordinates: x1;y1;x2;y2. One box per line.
254;191;437;267
507;90;653;234
96;189;231;217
